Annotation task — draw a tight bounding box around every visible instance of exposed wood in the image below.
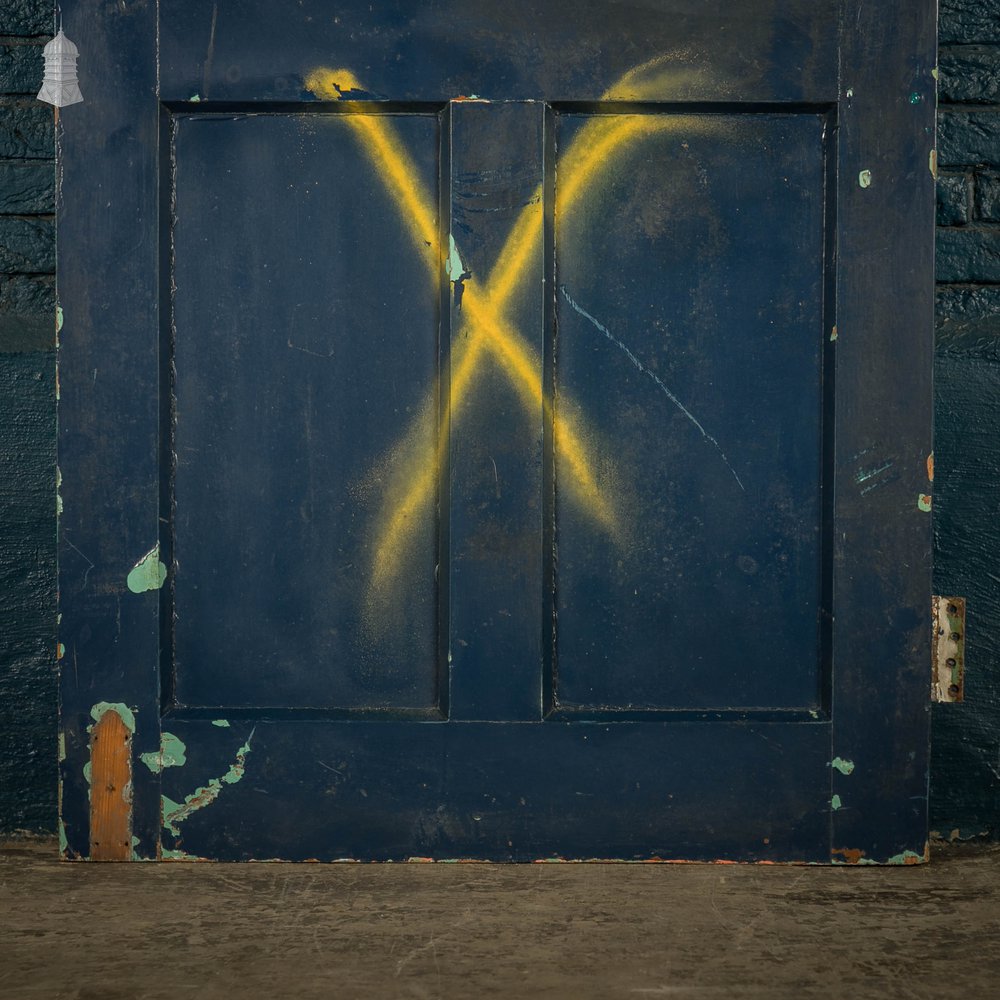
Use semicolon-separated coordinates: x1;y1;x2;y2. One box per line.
88;709;132;861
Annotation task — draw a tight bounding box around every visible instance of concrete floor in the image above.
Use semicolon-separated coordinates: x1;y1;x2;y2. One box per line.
1;839;998;999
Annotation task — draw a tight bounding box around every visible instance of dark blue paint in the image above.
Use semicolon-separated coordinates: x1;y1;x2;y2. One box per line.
59;0;936;862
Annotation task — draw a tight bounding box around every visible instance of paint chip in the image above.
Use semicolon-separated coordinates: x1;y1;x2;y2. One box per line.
830;325;838;342
927;453;934;482
858;169;872;189
929;149;938;179
918;494;932;512
139;732;187;773
56;305;64;333
830;757;855;775
127;544;168;594
90;701;136;734
831;794;842;811
211;719;231;728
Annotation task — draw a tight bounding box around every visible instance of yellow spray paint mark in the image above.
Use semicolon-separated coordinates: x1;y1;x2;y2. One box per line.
305;62;720;600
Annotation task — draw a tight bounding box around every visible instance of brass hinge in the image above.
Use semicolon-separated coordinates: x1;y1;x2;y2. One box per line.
932;596;966;703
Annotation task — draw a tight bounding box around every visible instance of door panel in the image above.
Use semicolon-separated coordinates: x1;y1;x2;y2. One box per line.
58;0;937;863
171;112;444;711
553;110;830;712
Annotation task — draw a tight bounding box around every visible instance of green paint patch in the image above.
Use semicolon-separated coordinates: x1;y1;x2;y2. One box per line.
831;794;842;811
858;169;872;189
918;494;932;512
58;732;66;762
445;234;466;280
127;544;168;594
59;819;68;854
90;701;136;734
211;719;231;728
830;757;855;775
162;729;255;836
162;848;203;861
887;849;925;865
140;732;188;773
55;305;63;333
82;761;92;785
189;94;201;102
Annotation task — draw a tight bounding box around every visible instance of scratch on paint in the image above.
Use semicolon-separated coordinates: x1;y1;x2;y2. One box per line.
830;757;855;775
127;543;168;594
559;285;745;491
161;729;255;836
855;461;893;484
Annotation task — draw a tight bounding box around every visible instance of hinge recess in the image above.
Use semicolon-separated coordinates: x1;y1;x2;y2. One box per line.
932;596;966;703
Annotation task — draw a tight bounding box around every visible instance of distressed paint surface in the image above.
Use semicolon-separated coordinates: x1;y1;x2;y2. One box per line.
57;0;935;862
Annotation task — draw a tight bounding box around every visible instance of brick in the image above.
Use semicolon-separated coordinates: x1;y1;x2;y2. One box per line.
0;0;54;37
937;174;970;225
0;217;54;273
936;286;1000;352
938;109;1000;167
0;162;53;214
0;44;43;95
0;102;53;159
939;46;1000;103
940;0;1000;44
0;274;55;352
975;172;1000;221
936;227;1000;282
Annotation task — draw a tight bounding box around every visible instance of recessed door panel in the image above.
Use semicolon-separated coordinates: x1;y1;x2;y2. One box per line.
552;111;830;712
171;112;444;711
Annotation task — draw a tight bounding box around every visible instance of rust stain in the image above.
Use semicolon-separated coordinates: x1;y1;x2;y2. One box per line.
831;846;867;864
927;452;934;482
89;709;133;861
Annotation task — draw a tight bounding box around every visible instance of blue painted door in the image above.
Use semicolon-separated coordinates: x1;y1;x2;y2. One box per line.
58;0;937;862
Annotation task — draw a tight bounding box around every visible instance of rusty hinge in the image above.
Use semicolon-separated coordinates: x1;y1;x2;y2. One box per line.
932;596;966;703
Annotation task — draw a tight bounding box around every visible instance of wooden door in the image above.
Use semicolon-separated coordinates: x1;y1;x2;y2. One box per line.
58;0;937;862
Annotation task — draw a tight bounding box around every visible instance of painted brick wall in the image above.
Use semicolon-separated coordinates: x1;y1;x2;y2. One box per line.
931;0;1000;840
0;2;57;834
1;2;999;838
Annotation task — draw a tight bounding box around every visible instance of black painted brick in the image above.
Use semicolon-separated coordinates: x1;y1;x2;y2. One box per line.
938;173;971;225
0;217;54;273
938;109;1000;167
0;274;55;352
0;102;53;159
936;285;1000;345
939;46;1000;103
937;227;1000;282
0;44;43;95
0;353;56;834
931;354;1000;840
976;172;1000;220
940;0;1000;45
0;162;54;214
0;0;53;38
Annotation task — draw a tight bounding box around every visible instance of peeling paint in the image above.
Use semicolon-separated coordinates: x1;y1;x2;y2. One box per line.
831;794;842;810
56;465;63;516
189;94;201;102
931;66;939;81
82;760;91;785
887;847;928;865
829;324;837;342
858;169;872;188
918;493;932;512
56;642;65;660
444;234;465;280
58;732;66;761
162;848;205;861
211;719;231;727
162;729;255;836
846;87;854;98
127;543;167;594
59;819;68;854
929;148;938;179
927;452;934;482
830;757;855;775
55;305;64;333
139;732;187;773
90;701;136;734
